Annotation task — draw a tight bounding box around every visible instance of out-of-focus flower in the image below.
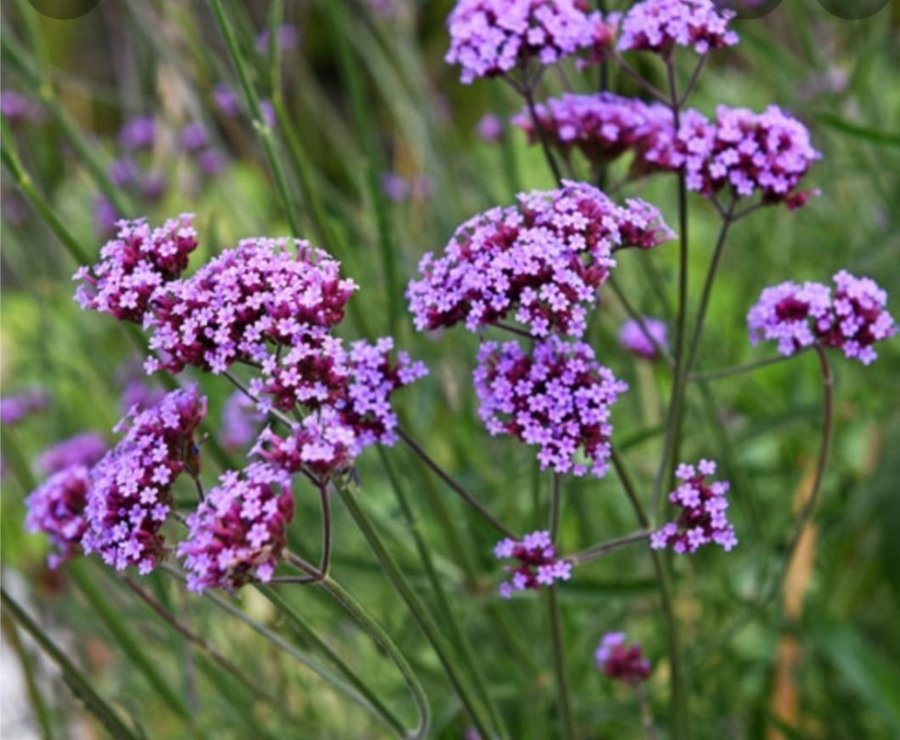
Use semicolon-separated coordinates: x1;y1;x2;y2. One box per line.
617;0;738;57
82;386;207;574
93;195;120;237
475;337;628;477
1;90;44;125
651;458;737;553
36;433;107;474
381;171;411;202
220;391;265;451
260;100;276;128
595;632;652;682
213;84;241;118
140;171;167;202
446;0;599;84
119;116;157;152
25;465;90;568
180;122;209;153
475;113;504;142
619;317;669;360
178;462;293;591
197;149;226;177
108;158;139;187
1;388;50;426
494;530;572;598
255;23;300;54
408;181;673;338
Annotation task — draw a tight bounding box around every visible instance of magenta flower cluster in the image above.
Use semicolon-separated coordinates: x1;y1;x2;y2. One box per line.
82;387;207;574
24;465;91;569
617;0;738;57
494;530;572;598
651;459;737;554
747;271;896;365
74;215;199;322
513;92;672;169
618;317;669;360
595;632;652;683
677;105;821;208
36;433;107;475
1;387;50;426
445;0;598;84
178;463;294;592
474;337;628;477
408;181;673;338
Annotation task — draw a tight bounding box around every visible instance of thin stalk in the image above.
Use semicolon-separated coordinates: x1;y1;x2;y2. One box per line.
614;57;669;104
569;530;651;565
398;427;515;538
1;615;54;740
608;275;675;366
547;586;575;740
549;473;563;541
209;0;302;237
495;321;536;340
336;483;494;738
316;483;333;577
634;681;658;740
690;353;797;382
678;56;707;108
522;84;563;186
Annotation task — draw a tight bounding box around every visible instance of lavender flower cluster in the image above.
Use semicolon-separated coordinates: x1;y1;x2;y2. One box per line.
618;317;669;360
24;466;91;569
494;530;572;598
617;0;738;57
748;271;896;364
651;459;737;554
36;433;107;475
595;632;652;683
408;181;672;338
474;337;628;477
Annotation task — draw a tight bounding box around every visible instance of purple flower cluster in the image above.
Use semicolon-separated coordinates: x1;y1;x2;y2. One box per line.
1;90;44;125
25;465;91;569
474;337;628;477
119;116;157;152
618;317;669;360
36;433;107;475
445;0;598;84
513;93;672;169
220;391;266;451
145;237;356;374
678;105;820;208
178;463;294;592
651;459;737;554
595;632;652;683
255;24;300;55
408;181;673;338
381;172;433;203
747;271;896;364
74;215;199;323
254;409;356;482
1;388;50;426
179;123;227;177
617;0;738;57
82;387;207;574
494;530;572;598
476;113;504;142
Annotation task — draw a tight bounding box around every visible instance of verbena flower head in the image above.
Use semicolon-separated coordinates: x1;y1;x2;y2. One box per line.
74;215;199;323
476;113;504;142
408;181;673;338
679;105;820;208
619;317;669;360
513;93;671;169
474;337;628;477
178;463;293;592
1;387;50;426
220;391;266;451
25;465;90;568
595;632;652;682
494;530;572;597
213;84;241;117
180;122;209;153
651;459;737;553
1;90;43;125
119;116;157;151
617;0;738;58
36;432;107;474
446;0;598;84
145;237;356;375
747;272;896;364
255;23;300;54
82;386;207;574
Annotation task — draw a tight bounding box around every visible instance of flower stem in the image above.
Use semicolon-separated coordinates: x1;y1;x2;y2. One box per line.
398;427;515;538
549;472;563;540
522;83;564;186
689;352;797;382
634;681;658;740
569;530;651;564
547;586;576;740
317;483;333;578
608;275;675;366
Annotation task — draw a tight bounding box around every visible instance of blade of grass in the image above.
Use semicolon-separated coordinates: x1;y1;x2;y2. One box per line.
1;612;55;740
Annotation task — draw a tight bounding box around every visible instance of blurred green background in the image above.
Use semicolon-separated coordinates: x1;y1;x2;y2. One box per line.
2;0;899;738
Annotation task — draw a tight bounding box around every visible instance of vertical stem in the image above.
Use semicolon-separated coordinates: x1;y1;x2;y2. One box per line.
317;483;333;577
634;681;658;740
1;615;55;740
549;472;563;540
547;586;576;740
522;84;563;186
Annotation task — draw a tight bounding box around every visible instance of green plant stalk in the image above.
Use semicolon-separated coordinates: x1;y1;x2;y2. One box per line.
690;353;797;382
68;562;192;722
209;0;302;238
336;483;495;738
1;588;139;740
546;586;575;740
1;613;55;740
321;0;401;335
260;587;408;737
379;449;510;739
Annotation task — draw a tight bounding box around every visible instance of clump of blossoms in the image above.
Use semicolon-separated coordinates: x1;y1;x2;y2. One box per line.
74;215;198;322
513;93;672;170
82;387;207;574
474;337;628;477
36;432;107;474
1;387;50;426
145;237;356;375
595;632;652;683
617;0;738;57
747;271;896;365
651;459;737;554
619;317;669;360
178;463;294;592
678;105;821;208
445;0;598;84
220;391;266;451
25;465;91;568
494;530;572;598
408;181;672;338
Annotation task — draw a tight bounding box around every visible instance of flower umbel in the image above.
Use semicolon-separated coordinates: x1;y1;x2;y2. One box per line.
595;632;652;683
25;465;91;569
617;0;738;57
494;530;572;598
